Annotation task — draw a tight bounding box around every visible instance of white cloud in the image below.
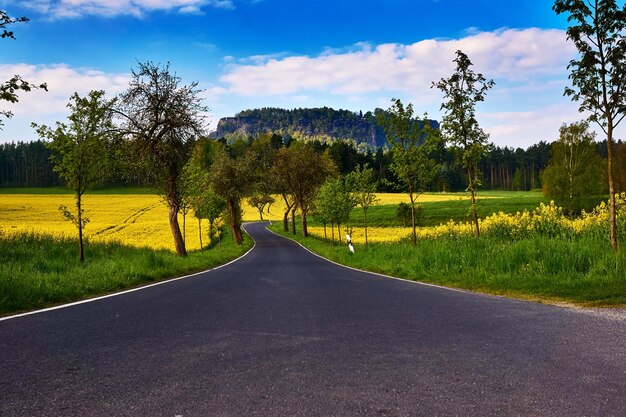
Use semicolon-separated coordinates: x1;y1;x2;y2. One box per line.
0;64;129;116
0;64;130;141
219;28;574;97
215;27;615;146
17;0;234;18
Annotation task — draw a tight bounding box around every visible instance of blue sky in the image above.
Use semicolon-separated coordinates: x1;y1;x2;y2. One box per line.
1;0;619;147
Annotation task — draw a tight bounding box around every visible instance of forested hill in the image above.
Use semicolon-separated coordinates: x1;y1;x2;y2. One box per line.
212;107;440;147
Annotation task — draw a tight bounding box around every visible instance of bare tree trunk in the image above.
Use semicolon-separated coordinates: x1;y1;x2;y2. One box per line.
77;192;85;263
468;166;480;238
291;207;297;235
409;190;417;246
607;123;618;251
182;212;186;246
300;206;308;237
228;199;243;245
282;194;291;232
364;208;369;246
338;223;342;244
168;203;187;256
198;218;203;252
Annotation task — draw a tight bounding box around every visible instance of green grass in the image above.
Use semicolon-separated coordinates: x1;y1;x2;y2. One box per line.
0;230;253;316
339;191;551;227
271;224;626;307
316;190;606;228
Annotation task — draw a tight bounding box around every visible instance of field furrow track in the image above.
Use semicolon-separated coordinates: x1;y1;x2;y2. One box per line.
93;204;158;237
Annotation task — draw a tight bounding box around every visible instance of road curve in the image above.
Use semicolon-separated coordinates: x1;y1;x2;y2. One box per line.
1;222;625;416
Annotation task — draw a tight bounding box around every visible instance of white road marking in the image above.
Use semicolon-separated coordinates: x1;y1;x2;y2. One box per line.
0;229;257;322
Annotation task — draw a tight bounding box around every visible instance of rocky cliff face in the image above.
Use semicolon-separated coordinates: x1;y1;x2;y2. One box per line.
211;107;398;147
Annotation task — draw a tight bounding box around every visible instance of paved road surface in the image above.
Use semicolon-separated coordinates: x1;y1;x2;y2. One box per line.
1;222;625;416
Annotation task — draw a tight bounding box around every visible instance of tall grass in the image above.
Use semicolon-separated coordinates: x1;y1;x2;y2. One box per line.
271;224;626;307
0;231;253;315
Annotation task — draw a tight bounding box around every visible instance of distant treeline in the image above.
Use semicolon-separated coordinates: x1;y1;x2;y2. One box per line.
3;136;625;192
0;141;60;187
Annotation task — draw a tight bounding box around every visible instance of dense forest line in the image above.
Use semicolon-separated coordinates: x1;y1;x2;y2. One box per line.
2;135;625;192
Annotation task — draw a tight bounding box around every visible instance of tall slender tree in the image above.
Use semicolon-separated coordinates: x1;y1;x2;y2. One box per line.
433;50;495;237
33;90;113;262
114;62;207;257
347;165;379;246
553;0;626;250
377;99;441;245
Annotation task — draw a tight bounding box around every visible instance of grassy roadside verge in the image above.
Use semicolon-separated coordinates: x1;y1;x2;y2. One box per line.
270;224;626;307
0;230;253;316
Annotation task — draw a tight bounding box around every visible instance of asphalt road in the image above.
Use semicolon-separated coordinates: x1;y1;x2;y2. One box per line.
1;222;625;416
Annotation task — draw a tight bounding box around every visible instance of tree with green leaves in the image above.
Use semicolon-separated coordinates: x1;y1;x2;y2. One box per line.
1;10;47;128
347;165;379;245
193;190;226;250
272;141;337;237
33;90;113;262
542;121;605;213
246;134;278;221
433;50;495;237
396;202;411;227
208;146;255;245
182;151;228;250
553;0;626;250
315;177;356;244
315;178;341;243
377;99;441;245
247;193;275;221
114;61;207;257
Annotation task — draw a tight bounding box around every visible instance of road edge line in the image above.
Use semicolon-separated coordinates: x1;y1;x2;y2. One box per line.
265;225;479;297
0;228;257;322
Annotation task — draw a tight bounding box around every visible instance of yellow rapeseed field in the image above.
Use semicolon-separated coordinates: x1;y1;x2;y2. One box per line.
0;193;300;251
0;192;465;250
6;192;613;250
307;226;413;244
0;194;211;252
374;193;490;205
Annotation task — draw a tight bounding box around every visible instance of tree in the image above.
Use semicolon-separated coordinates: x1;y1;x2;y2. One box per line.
208;146;255;245
433;50;495;237
396;202;411;227
542;121;605;213
315;178;341;243
347;165;379;245
247;193;274;221
246;135;278;221
182;148;228;250
553;0;626;251
1;10;47;128
33;90;112;262
377;99;441;245
315;177;357;244
194;190;226;250
272;142;337;237
114;62;207;256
